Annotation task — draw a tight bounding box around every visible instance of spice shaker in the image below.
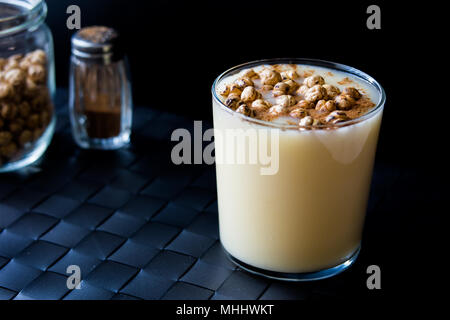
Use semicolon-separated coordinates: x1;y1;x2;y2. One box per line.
69;26;132;149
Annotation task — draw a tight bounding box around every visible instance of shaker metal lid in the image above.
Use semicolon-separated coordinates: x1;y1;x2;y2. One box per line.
71;26;124;61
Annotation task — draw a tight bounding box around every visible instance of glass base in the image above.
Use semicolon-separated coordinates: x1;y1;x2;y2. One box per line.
0;117;56;173
73;130;130;150
225;246;360;282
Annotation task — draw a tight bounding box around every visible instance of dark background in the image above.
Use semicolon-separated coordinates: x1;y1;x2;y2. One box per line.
45;0;444;170
42;0;445;300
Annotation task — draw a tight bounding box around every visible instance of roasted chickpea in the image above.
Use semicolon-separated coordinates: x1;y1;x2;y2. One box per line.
304;85;326;103
251;99;271;111
323;84;340;99
236;104;253;117
296;85;309;96
315;100;336;113
342;87;361;100
276;95;296;108
4;68;26;87
304;75;325;88
268;104;286;116
296;100;313;109
335;94;355;110
218;85;230;96
280;70;299;80
299;116;313;126
325;110;349;123
289;108;308;119
241;86;259;102
225;93;241;109
284;79;299;94
272;82;289;96
260;69;282;86
234;77;254;90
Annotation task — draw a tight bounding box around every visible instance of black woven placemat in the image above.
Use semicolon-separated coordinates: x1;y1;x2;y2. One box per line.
0;89;421;300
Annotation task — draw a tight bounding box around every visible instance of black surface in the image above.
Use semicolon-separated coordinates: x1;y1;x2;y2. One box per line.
14;271;69;300
0;89;444;300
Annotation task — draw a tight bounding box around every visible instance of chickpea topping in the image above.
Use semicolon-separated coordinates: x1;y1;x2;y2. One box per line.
218;85;230;96
342;87;361;100
229;83;242;95
241;86;259;102
225;93;241;109
260;69;282;86
323;84;340;99
325;110;350;123
234;77;254;90
331;118;349;124
276;95;296;108
304;85;326;103
261;84;273;91
268;105;286;116
236;104;253;117
295;100;313;109
304;75;325;88
251;99;271;111
284;79;299;94
242;69;258;79
218;65;375;128
315;100;336;113
272;82;289;96
280;70;299;80
299;116;313;126
296;85;309;96
335;94;355;110
289;108;308;119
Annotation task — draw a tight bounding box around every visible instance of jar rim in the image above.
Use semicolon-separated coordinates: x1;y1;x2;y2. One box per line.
211;58;386;130
0;0;47;37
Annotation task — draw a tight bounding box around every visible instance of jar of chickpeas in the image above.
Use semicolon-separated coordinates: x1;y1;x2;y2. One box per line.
0;0;55;172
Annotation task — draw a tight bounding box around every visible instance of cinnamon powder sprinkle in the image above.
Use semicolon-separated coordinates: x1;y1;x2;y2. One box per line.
338;77;353;85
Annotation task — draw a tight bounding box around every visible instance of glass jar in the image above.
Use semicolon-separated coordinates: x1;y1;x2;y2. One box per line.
0;0;55;172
